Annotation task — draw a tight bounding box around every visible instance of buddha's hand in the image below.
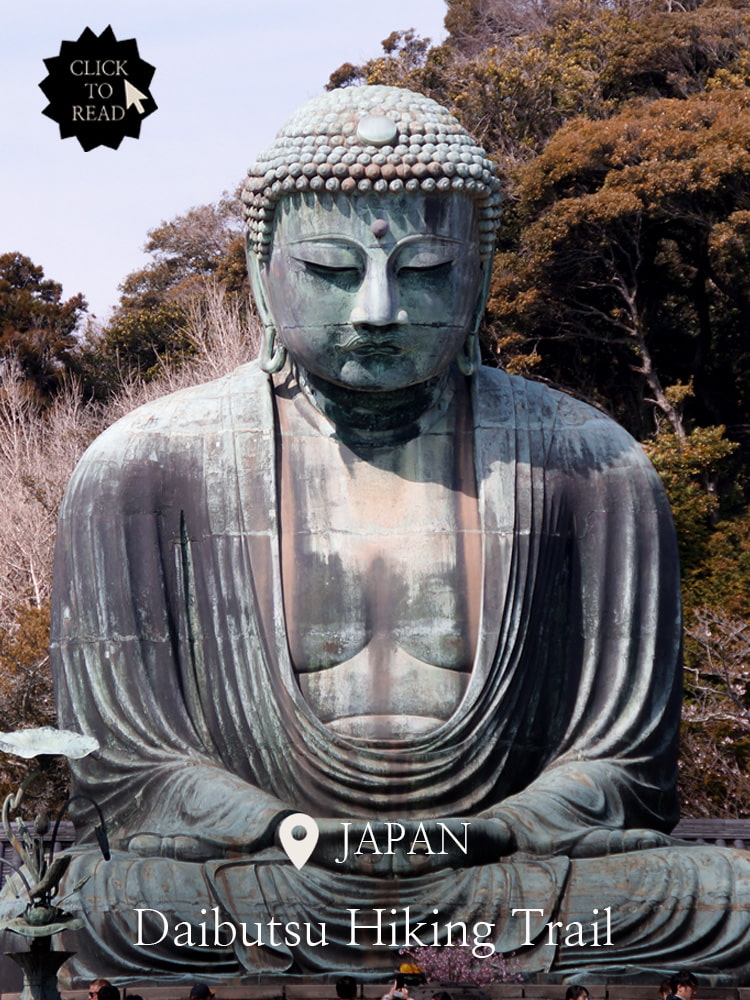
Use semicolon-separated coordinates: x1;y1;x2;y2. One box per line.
301;817;516;876
568;827;674;858
126;834;210;861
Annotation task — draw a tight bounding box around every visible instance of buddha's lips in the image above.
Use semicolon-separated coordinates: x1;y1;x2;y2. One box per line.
341;339;403;357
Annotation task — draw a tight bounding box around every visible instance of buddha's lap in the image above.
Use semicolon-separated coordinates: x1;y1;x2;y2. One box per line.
41;842;750;977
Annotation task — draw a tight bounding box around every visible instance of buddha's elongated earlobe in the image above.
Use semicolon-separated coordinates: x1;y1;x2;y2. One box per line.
456;330;478;376
247;244;286;373
259;324;287;374
457;258;493;376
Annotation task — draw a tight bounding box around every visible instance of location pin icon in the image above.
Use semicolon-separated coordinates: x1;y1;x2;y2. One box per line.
278;813;320;869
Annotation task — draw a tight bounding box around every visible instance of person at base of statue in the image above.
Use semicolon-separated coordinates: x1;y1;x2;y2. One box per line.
565;987;590;1000
189;984;216;1000
89;979;111;997
190;983;216;1000
336;976;358;999
382;975;409;1000
665;972;698;1000
17;84;750;985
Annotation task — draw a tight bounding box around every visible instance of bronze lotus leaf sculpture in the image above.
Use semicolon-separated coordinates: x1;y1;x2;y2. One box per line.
0;728;105;999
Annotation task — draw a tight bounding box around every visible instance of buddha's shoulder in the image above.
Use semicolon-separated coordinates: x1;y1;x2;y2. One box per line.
65;362;270;495
114;361;268;430
476;366;647;468
85;362;269;452
477;366;615;427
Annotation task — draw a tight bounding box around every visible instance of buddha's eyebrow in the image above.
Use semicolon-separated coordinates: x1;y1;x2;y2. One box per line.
281;234;472;254
393;234;473;251
284;236;364;249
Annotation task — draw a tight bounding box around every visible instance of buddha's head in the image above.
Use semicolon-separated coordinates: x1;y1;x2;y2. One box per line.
242;86;501;393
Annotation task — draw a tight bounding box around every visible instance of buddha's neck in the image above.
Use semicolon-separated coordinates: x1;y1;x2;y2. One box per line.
296;366;457;447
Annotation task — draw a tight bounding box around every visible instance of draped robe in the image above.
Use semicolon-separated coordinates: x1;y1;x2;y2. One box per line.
37;362;750;983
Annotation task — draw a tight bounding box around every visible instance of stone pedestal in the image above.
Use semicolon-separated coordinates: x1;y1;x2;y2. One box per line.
6;939;74;1000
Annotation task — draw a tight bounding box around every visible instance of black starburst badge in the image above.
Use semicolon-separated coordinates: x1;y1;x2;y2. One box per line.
40;26;157;151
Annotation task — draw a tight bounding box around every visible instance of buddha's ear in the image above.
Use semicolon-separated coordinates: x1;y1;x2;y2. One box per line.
470;257;494;339
246;242;287;374
246;244;274;330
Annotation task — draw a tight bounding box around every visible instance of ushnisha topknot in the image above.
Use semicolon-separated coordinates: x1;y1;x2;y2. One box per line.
242;85;502;263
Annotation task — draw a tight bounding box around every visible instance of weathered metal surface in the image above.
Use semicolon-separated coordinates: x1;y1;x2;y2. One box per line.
4;84;749;985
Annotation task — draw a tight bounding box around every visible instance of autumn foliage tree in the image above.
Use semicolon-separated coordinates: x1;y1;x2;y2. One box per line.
0;253;87;402
86;193;247;389
490;89;750;436
680;608;750;815
117;195;246;311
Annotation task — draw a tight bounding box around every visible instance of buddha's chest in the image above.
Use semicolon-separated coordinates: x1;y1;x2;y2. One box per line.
275;385;481;738
282;471;478;666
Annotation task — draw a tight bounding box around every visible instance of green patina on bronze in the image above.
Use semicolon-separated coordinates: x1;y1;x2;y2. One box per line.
3;85;749;986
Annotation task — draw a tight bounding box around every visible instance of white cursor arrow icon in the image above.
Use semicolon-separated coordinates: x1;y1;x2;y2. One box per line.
124;79;148;114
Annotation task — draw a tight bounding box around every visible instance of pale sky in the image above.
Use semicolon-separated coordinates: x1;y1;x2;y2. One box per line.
1;0;448;320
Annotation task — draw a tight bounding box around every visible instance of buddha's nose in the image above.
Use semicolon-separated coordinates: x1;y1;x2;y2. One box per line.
349;261;408;328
